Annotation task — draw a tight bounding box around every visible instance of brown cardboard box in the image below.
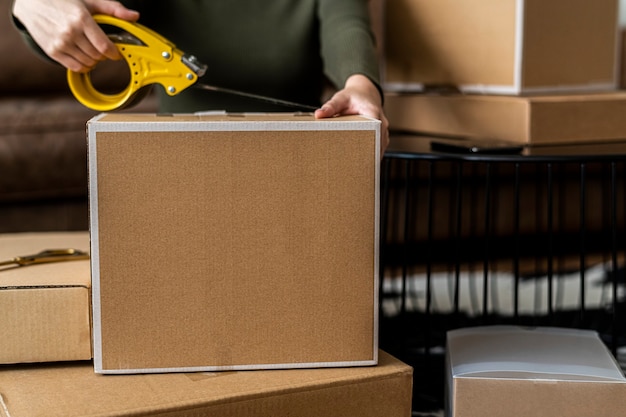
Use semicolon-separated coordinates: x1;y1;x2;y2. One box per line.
0;350;413;417
384;0;619;94
620;28;626;89
446;326;626;417
385;91;626;145
88;113;381;374
0;232;91;364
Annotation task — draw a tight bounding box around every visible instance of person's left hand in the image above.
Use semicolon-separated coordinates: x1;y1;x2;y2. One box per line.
314;74;389;158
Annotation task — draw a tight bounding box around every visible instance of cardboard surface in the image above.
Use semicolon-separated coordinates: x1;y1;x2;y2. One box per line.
88;113;381;373
384;0;619;94
446;326;626;417
386;91;626;145
0;232;91;364
0;350;413;417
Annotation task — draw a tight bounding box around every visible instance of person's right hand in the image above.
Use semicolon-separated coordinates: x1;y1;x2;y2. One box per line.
12;0;139;72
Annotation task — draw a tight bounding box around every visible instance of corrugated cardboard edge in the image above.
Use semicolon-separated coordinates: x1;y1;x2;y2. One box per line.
87;114;381;374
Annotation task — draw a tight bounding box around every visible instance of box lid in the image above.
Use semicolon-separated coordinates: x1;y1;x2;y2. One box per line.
447;326;626;382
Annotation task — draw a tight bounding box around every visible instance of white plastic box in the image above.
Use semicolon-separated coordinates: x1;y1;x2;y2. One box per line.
446;326;626;417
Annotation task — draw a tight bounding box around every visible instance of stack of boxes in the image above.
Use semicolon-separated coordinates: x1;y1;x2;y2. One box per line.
0;114;414;416
379;2;626;414
383;0;626;147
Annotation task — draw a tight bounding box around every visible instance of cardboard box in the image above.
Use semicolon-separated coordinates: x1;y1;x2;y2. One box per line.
0;232;91;364
0;350;413;417
446;326;626;417
384;0;619;94
620;28;626;89
88;113;381;374
385;91;626;145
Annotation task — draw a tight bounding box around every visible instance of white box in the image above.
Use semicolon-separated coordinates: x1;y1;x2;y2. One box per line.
446;326;626;417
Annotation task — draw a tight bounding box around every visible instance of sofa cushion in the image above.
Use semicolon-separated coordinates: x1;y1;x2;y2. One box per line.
0;92;158;202
0;95;95;201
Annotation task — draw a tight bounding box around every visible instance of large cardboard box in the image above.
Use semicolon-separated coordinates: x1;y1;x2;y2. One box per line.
386;91;626;145
384;0;619;94
0;232;91;364
446;326;626;417
0;350;413;417
88;113;381;374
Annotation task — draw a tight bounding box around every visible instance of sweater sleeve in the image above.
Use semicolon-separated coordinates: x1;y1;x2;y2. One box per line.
11;13;53;63
317;0;382;98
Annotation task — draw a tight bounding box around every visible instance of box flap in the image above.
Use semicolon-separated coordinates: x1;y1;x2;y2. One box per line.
447;326;626;382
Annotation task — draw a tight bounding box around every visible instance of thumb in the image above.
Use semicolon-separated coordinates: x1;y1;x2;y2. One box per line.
314;93;350;119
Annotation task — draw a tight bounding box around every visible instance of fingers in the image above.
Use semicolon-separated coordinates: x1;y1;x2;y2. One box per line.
314;93;349;119
48;13;113;72
13;0;139;72
89;0;140;21
315;92;390;158
71;1;141;69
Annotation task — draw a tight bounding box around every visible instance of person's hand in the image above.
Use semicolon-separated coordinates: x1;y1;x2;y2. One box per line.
315;74;389;158
12;0;139;73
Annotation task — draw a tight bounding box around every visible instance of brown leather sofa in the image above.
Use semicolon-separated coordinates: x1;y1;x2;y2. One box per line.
1;0;155;233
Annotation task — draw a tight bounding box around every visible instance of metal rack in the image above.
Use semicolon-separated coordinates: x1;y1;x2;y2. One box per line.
378;134;626;413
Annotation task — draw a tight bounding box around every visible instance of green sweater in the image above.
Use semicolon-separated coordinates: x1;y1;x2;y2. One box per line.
119;0;380;113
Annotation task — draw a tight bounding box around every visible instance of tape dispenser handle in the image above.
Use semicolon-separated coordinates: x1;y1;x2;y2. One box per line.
67;14;198;111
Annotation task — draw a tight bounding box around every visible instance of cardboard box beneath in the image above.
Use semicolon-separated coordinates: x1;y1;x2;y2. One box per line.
0;350;413;417
88;113;381;374
446;326;626;417
386;92;626;145
0;232;91;365
384;0;619;94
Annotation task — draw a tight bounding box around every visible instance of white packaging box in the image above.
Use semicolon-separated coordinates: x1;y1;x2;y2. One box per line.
446;326;626;417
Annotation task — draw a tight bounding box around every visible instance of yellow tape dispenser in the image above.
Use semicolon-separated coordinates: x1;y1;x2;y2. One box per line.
67;14;206;112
